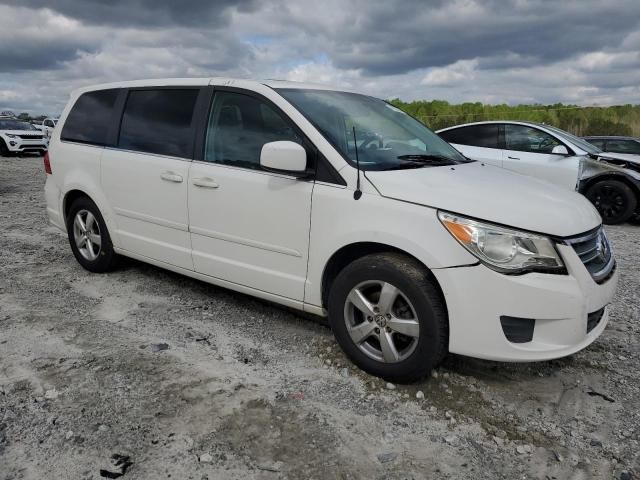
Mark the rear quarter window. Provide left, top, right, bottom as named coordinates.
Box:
left=60, top=89, right=119, bottom=145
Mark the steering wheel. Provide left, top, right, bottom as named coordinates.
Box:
left=358, top=130, right=384, bottom=149
left=538, top=137, right=556, bottom=153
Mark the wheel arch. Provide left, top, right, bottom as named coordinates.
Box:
left=320, top=242, right=448, bottom=314
left=579, top=172, right=640, bottom=199
left=62, top=189, right=118, bottom=240
left=62, top=189, right=96, bottom=225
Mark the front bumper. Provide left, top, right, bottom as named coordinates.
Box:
left=3, top=137, right=48, bottom=153
left=433, top=243, right=618, bottom=362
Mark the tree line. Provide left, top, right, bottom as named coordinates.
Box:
left=7, top=102, right=640, bottom=137
left=0, top=112, right=49, bottom=123
left=389, top=99, right=640, bottom=137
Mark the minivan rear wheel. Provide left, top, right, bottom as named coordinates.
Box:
left=328, top=252, right=448, bottom=383
left=66, top=197, right=118, bottom=272
left=586, top=179, right=637, bottom=225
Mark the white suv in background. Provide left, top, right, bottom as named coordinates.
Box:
left=0, top=116, right=49, bottom=156
left=438, top=121, right=640, bottom=224
left=44, top=79, right=617, bottom=382
left=35, top=117, right=59, bottom=139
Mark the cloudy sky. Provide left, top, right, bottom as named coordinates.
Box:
left=1, top=0, right=640, bottom=115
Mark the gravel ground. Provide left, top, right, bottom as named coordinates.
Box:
left=1, top=155, right=639, bottom=480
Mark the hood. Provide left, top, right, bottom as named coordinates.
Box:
left=1, top=129, right=42, bottom=136
left=598, top=152, right=640, bottom=166
left=365, top=161, right=601, bottom=237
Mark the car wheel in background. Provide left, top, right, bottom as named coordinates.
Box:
left=328, top=252, right=448, bottom=383
left=586, top=179, right=637, bottom=225
left=0, top=139, right=9, bottom=157
left=66, top=196, right=119, bottom=273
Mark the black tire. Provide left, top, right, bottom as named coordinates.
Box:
left=585, top=179, right=637, bottom=225
left=0, top=139, right=9, bottom=157
left=328, top=252, right=448, bottom=383
left=66, top=196, right=118, bottom=273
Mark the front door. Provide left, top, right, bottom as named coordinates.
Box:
left=188, top=90, right=314, bottom=301
left=502, top=124, right=580, bottom=190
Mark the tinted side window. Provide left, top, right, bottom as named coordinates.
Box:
left=439, top=125, right=499, bottom=148
left=61, top=89, right=119, bottom=145
left=204, top=91, right=301, bottom=170
left=605, top=140, right=640, bottom=155
left=118, top=89, right=199, bottom=158
left=505, top=125, right=561, bottom=154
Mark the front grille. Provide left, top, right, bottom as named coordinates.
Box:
left=565, top=227, right=615, bottom=283
left=587, top=307, right=605, bottom=333
left=19, top=134, right=44, bottom=140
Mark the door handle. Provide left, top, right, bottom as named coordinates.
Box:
left=160, top=171, right=183, bottom=183
left=507, top=156, right=520, bottom=160
left=192, top=177, right=219, bottom=189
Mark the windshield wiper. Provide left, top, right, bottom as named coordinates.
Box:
left=380, top=154, right=460, bottom=170
left=381, top=161, right=430, bottom=170
left=396, top=154, right=458, bottom=165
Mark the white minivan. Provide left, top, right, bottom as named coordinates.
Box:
left=45, top=78, right=618, bottom=382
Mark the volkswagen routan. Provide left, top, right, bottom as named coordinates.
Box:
left=45, top=78, right=618, bottom=382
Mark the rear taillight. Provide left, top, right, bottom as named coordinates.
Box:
left=43, top=151, right=52, bottom=174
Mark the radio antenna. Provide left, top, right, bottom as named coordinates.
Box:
left=352, top=126, right=362, bottom=200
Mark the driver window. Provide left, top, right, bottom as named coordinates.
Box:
left=505, top=125, right=561, bottom=154
left=204, top=91, right=302, bottom=170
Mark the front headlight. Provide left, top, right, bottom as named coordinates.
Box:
left=438, top=211, right=565, bottom=274
left=5, top=133, right=16, bottom=138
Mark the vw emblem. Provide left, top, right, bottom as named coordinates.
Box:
left=595, top=233, right=608, bottom=262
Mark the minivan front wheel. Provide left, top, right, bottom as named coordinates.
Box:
left=328, top=253, right=448, bottom=383
left=66, top=197, right=118, bottom=272
left=586, top=179, right=637, bottom=225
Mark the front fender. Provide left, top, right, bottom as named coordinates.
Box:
left=578, top=157, right=640, bottom=194
left=304, top=184, right=477, bottom=307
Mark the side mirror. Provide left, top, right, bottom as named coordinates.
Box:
left=551, top=145, right=569, bottom=155
left=260, top=141, right=308, bottom=175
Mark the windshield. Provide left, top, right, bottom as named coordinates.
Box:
left=0, top=119, right=37, bottom=131
left=277, top=89, right=468, bottom=170
left=543, top=124, right=602, bottom=155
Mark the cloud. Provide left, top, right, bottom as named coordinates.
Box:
left=0, top=0, right=639, bottom=114
left=0, top=0, right=258, bottom=27
left=421, top=60, right=478, bottom=87
left=281, top=0, right=640, bottom=76
left=0, top=6, right=101, bottom=72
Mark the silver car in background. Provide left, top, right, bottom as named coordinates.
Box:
left=438, top=121, right=640, bottom=224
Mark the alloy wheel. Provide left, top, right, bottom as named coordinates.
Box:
left=72, top=209, right=102, bottom=261
left=592, top=184, right=626, bottom=220
left=343, top=280, right=420, bottom=363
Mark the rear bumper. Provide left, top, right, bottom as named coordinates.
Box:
left=45, top=177, right=66, bottom=231
left=433, top=243, right=618, bottom=362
